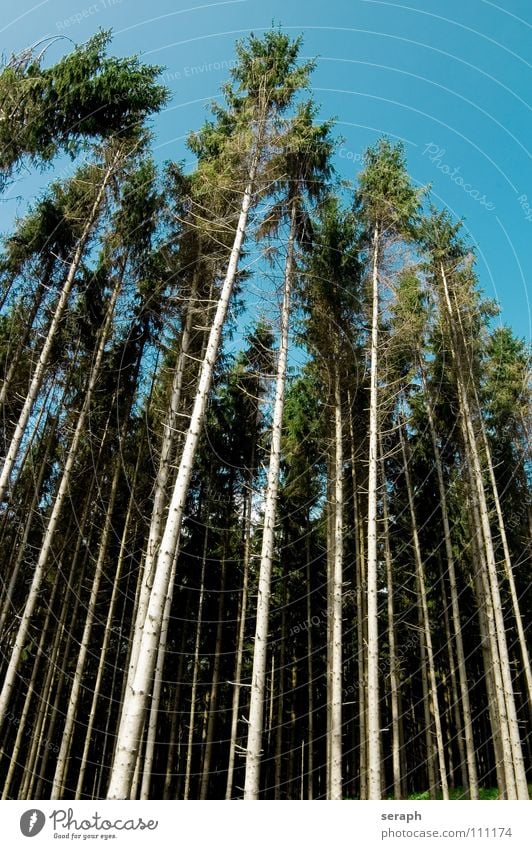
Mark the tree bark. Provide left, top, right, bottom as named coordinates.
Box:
left=366, top=222, right=381, bottom=799
left=243, top=201, right=296, bottom=799
left=108, top=161, right=258, bottom=800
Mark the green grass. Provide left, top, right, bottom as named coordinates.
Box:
left=407, top=787, right=499, bottom=801
left=345, top=784, right=532, bottom=800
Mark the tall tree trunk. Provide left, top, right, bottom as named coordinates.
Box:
left=21, top=495, right=93, bottom=798
left=162, top=625, right=188, bottom=800
left=243, top=201, right=296, bottom=799
left=1, top=561, right=60, bottom=799
left=274, top=579, right=287, bottom=800
left=440, top=261, right=528, bottom=798
left=107, top=160, right=258, bottom=800
left=422, top=376, right=478, bottom=798
left=183, top=522, right=209, bottom=800
left=348, top=397, right=367, bottom=800
left=139, top=554, right=175, bottom=800
left=75, top=443, right=141, bottom=799
left=366, top=222, right=381, bottom=799
left=380, top=449, right=402, bottom=800
left=225, top=452, right=255, bottom=799
left=0, top=413, right=57, bottom=638
left=440, top=570, right=468, bottom=791
left=0, top=154, right=118, bottom=503
left=199, top=557, right=226, bottom=799
left=458, top=362, right=527, bottom=798
left=470, top=524, right=507, bottom=798
left=329, top=363, right=343, bottom=799
left=477, top=419, right=532, bottom=713
left=400, top=422, right=449, bottom=799
left=0, top=266, right=122, bottom=734
left=123, top=273, right=201, bottom=710
left=305, top=517, right=314, bottom=800
left=51, top=394, right=126, bottom=798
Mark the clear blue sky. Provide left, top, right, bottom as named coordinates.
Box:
left=2, top=0, right=531, bottom=342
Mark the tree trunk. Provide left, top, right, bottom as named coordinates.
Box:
left=199, top=557, right=226, bottom=799
left=0, top=154, right=118, bottom=503
left=123, top=273, right=201, bottom=710
left=75, top=443, right=141, bottom=799
left=366, top=222, right=381, bottom=799
left=107, top=161, right=258, bottom=800
left=183, top=522, right=209, bottom=799
left=305, top=517, right=314, bottom=800
left=225, top=451, right=255, bottom=799
left=0, top=265, right=122, bottom=735
left=0, top=413, right=57, bottom=639
left=380, top=449, right=402, bottom=800
left=422, top=376, right=478, bottom=798
left=1, top=561, right=60, bottom=799
left=329, top=363, right=343, bottom=799
left=400, top=422, right=449, bottom=799
left=243, top=201, right=296, bottom=799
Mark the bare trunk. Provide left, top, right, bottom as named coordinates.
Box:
left=183, top=523, right=209, bottom=799
left=0, top=155, right=117, bottom=503
left=380, top=449, right=401, bottom=800
left=366, top=222, right=381, bottom=799
left=400, top=423, right=449, bottom=799
left=243, top=202, right=295, bottom=799
left=199, top=558, right=226, bottom=799
left=123, top=274, right=201, bottom=707
left=305, top=521, right=314, bottom=800
left=108, top=163, right=257, bottom=800
left=225, top=452, right=255, bottom=799
left=75, top=446, right=141, bottom=799
left=329, top=363, right=343, bottom=799
left=440, top=261, right=527, bottom=798
left=162, top=625, right=188, bottom=799
left=1, top=563, right=60, bottom=799
left=422, top=378, right=478, bottom=798
left=0, top=414, right=57, bottom=638
left=0, top=267, right=121, bottom=733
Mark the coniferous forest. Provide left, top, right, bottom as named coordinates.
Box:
left=0, top=29, right=530, bottom=801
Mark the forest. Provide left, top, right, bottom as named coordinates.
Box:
left=0, top=28, right=530, bottom=801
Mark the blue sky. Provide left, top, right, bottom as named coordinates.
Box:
left=2, top=0, right=531, bottom=342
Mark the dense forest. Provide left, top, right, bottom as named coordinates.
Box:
left=0, top=29, right=530, bottom=801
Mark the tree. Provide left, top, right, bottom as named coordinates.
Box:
left=108, top=29, right=315, bottom=800
left=0, top=31, right=167, bottom=189
left=421, top=208, right=529, bottom=799
left=355, top=139, right=421, bottom=799
left=303, top=197, right=361, bottom=798
left=243, top=102, right=334, bottom=799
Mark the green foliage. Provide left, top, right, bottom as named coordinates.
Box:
left=356, top=137, right=423, bottom=235
left=0, top=30, right=168, bottom=186
left=229, top=28, right=314, bottom=112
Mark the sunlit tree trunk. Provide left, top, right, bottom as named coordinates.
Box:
left=108, top=159, right=258, bottom=800
left=422, top=374, right=478, bottom=798
left=380, top=450, right=402, bottom=800
left=75, top=444, right=141, bottom=799
left=0, top=154, right=118, bottom=504
left=366, top=222, right=381, bottom=799
left=0, top=267, right=122, bottom=734
left=1, top=563, right=60, bottom=799
left=244, top=202, right=295, bottom=799
left=199, top=557, right=226, bottom=799
left=225, top=444, right=255, bottom=799
left=400, top=422, right=449, bottom=799
left=183, top=521, right=209, bottom=799
left=328, top=362, right=343, bottom=799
